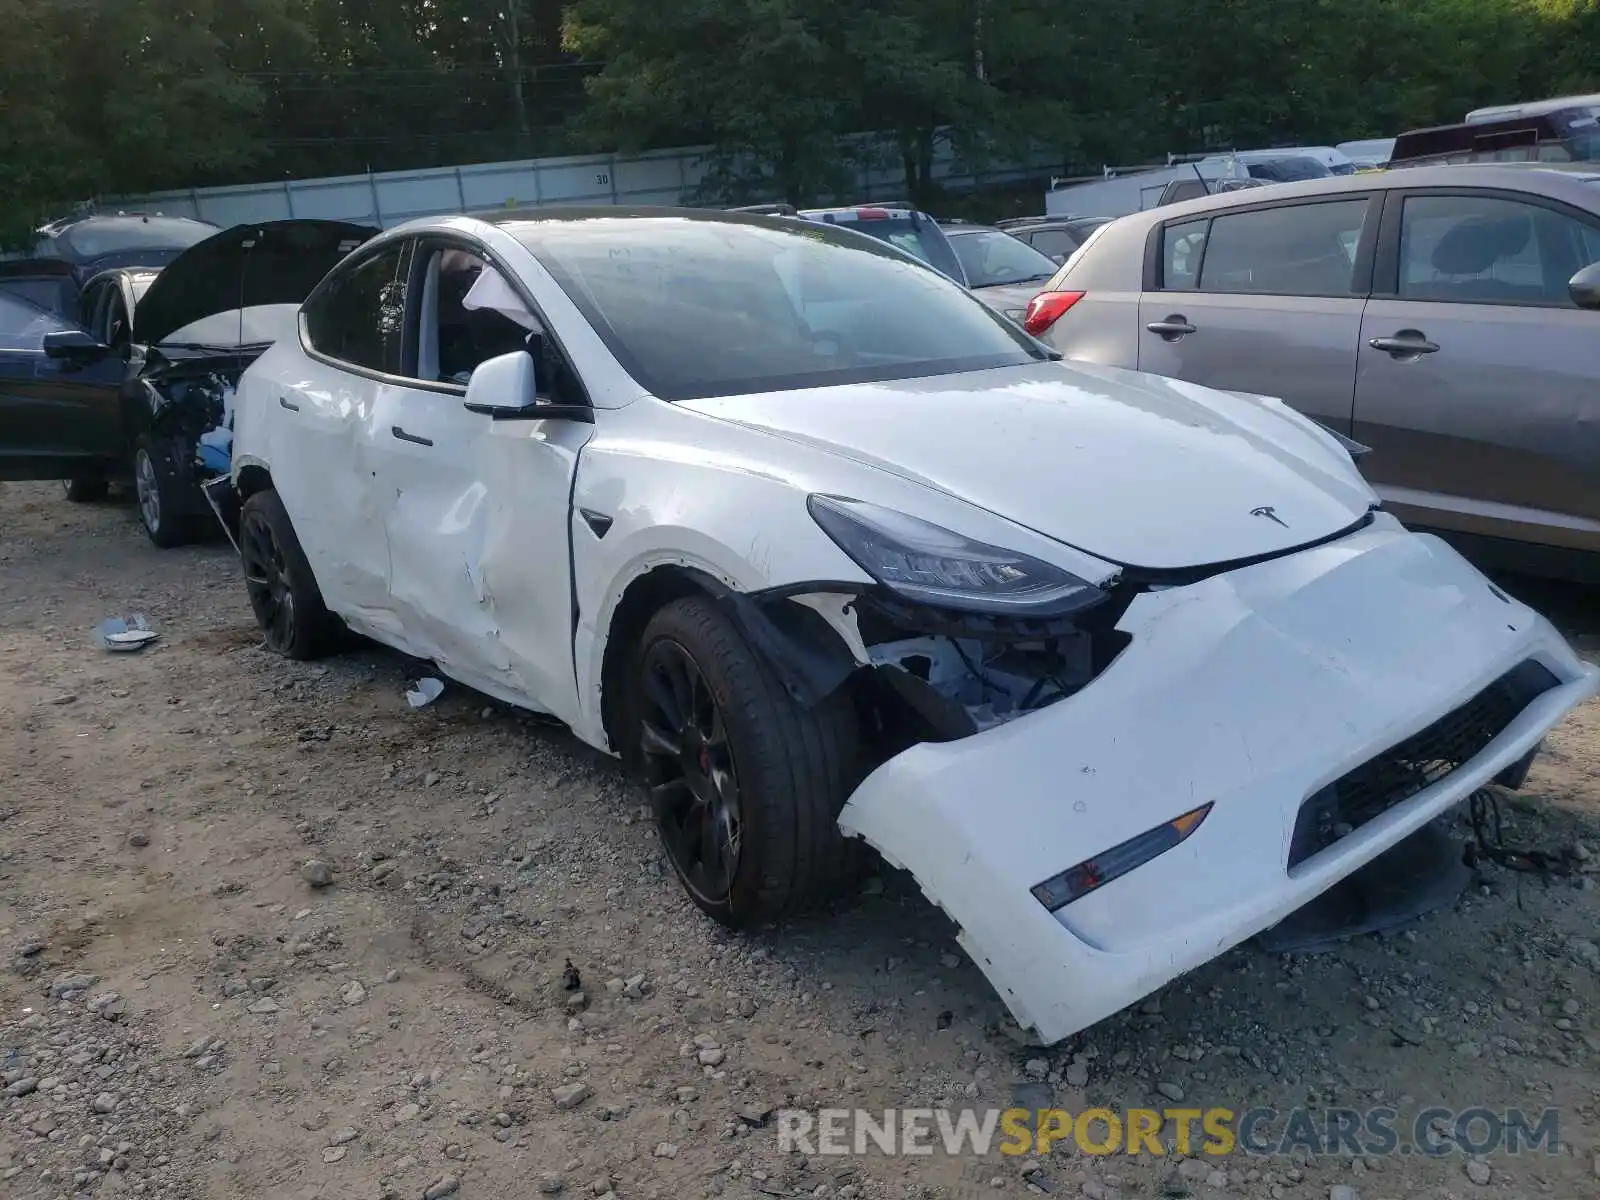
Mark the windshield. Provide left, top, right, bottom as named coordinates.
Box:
left=516, top=216, right=1044, bottom=401
left=1246, top=157, right=1333, bottom=182
left=56, top=218, right=216, bottom=261
left=948, top=229, right=1060, bottom=288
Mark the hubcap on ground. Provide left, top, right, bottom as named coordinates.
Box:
left=639, top=639, right=742, bottom=903
left=135, top=448, right=160, bottom=532
left=241, top=516, right=296, bottom=651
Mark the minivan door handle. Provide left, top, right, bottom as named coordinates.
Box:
left=1146, top=316, right=1197, bottom=340
left=278, top=396, right=300, bottom=412
left=391, top=425, right=433, bottom=447
left=1369, top=331, right=1440, bottom=357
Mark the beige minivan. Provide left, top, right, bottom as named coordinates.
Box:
left=1024, top=163, right=1600, bottom=582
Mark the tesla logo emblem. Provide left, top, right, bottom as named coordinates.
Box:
left=1251, top=505, right=1288, bottom=528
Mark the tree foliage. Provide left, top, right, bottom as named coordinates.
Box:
left=0, top=0, right=1596, bottom=242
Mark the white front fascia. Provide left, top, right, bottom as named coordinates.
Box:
left=837, top=520, right=1598, bottom=1043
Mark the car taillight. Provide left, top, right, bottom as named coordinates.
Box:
left=853, top=207, right=891, bottom=219
left=1022, top=290, right=1085, bottom=336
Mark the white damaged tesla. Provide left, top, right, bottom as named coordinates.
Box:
left=227, top=208, right=1598, bottom=1044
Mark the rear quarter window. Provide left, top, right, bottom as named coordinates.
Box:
left=1160, top=219, right=1209, bottom=290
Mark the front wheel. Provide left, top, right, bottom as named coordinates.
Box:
left=133, top=436, right=203, bottom=548
left=239, top=488, right=339, bottom=660
left=633, top=595, right=861, bottom=927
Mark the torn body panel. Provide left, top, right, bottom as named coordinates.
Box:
left=233, top=339, right=396, bottom=621
left=836, top=520, right=1599, bottom=1044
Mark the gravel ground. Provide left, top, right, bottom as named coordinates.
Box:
left=2, top=479, right=1599, bottom=1200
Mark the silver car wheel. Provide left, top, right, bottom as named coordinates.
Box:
left=135, top=447, right=161, bottom=533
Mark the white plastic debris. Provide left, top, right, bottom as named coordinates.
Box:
left=95, top=614, right=160, bottom=653
left=405, top=677, right=445, bottom=708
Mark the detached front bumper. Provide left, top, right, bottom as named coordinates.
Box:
left=837, top=519, right=1598, bottom=1044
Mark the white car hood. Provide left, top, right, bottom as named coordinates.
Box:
left=676, top=360, right=1377, bottom=571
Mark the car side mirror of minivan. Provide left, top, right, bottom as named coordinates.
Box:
left=462, top=347, right=593, bottom=423
left=43, top=328, right=109, bottom=363
left=1569, top=262, right=1600, bottom=310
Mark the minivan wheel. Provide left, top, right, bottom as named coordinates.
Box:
left=633, top=595, right=861, bottom=927
left=133, top=436, right=201, bottom=548
left=240, top=488, right=339, bottom=660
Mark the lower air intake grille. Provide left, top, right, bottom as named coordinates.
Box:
left=1288, top=660, right=1559, bottom=868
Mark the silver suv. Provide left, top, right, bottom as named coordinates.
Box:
left=1024, top=164, right=1600, bottom=580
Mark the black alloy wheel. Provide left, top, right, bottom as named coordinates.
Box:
left=242, top=507, right=298, bottom=654
left=639, top=637, right=743, bottom=906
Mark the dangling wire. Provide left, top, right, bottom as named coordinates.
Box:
left=1464, top=787, right=1579, bottom=911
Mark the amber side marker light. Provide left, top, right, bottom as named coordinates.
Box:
left=1030, top=803, right=1214, bottom=912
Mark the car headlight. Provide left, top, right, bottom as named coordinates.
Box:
left=807, top=494, right=1110, bottom=617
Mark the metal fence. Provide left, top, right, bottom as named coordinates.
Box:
left=112, top=139, right=1057, bottom=229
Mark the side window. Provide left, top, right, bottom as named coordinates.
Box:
left=0, top=293, right=73, bottom=351
left=0, top=277, right=70, bottom=316
left=417, top=246, right=540, bottom=385
left=413, top=244, right=585, bottom=405
left=303, top=242, right=410, bottom=373
left=1197, top=199, right=1370, bottom=296
left=1160, top=219, right=1209, bottom=290
left=1398, top=194, right=1600, bottom=306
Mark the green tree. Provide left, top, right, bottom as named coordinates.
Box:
left=564, top=0, right=860, bottom=205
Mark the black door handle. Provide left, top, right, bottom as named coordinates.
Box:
left=391, top=425, right=433, bottom=447
left=278, top=396, right=300, bottom=411
left=1146, top=316, right=1197, bottom=339
left=1369, top=332, right=1439, bottom=357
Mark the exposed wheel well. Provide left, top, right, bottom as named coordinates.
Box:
left=599, top=566, right=714, bottom=762
left=236, top=465, right=273, bottom=500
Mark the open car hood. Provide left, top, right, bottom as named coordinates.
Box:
left=133, top=220, right=378, bottom=346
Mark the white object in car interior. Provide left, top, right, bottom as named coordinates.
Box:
left=462, top=266, right=542, bottom=333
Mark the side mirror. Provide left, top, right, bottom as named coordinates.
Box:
left=43, top=328, right=109, bottom=363
left=461, top=348, right=593, bottom=423
left=1569, top=262, right=1600, bottom=310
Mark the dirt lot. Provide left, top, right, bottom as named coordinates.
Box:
left=2, top=479, right=1599, bottom=1200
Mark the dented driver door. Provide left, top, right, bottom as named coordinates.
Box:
left=368, top=378, right=592, bottom=724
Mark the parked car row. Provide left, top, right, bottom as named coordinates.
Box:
left=0, top=188, right=1596, bottom=1048
left=0, top=218, right=377, bottom=543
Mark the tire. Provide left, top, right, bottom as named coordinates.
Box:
left=133, top=436, right=203, bottom=548
left=632, top=594, right=861, bottom=927
left=62, top=475, right=109, bottom=503
left=239, top=488, right=339, bottom=660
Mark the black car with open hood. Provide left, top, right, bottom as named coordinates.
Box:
left=0, top=218, right=379, bottom=547
left=132, top=220, right=378, bottom=347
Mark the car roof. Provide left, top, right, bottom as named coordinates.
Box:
left=1120, top=163, right=1600, bottom=225
left=395, top=205, right=888, bottom=238
left=38, top=212, right=214, bottom=234
left=1001, top=216, right=1109, bottom=230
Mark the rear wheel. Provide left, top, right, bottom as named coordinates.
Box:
left=240, top=488, right=339, bottom=660
left=62, top=475, right=109, bottom=503
left=133, top=436, right=203, bottom=548
left=633, top=595, right=861, bottom=927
